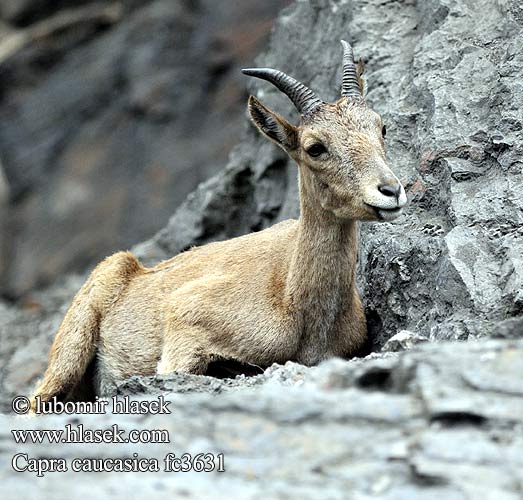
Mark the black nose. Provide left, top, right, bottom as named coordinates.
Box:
left=378, top=183, right=401, bottom=199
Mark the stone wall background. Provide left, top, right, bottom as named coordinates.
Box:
left=0, top=0, right=522, bottom=497
left=0, top=0, right=289, bottom=298
left=1, top=0, right=522, bottom=412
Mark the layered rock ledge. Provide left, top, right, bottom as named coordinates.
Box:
left=1, top=339, right=522, bottom=499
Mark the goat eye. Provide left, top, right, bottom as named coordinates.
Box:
left=382, top=125, right=387, bottom=137
left=306, top=143, right=327, bottom=158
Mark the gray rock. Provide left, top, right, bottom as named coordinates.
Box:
left=1, top=0, right=523, bottom=496
left=0, top=0, right=289, bottom=297
left=0, top=0, right=46, bottom=24
left=490, top=316, right=523, bottom=339
left=382, top=330, right=429, bottom=352
left=1, top=339, right=522, bottom=499
left=0, top=157, right=7, bottom=203
left=0, top=158, right=8, bottom=282
left=0, top=275, right=83, bottom=413
left=1, top=0, right=522, bottom=406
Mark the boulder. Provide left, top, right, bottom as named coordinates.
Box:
left=382, top=330, right=429, bottom=352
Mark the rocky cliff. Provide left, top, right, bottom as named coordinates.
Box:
left=0, top=0, right=289, bottom=297
left=0, top=0, right=522, bottom=498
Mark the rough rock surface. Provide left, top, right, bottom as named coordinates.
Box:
left=1, top=0, right=523, bottom=496
left=381, top=330, right=429, bottom=352
left=1, top=339, right=522, bottom=499
left=0, top=0, right=289, bottom=297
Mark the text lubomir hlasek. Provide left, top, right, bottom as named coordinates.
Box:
left=33, top=395, right=171, bottom=415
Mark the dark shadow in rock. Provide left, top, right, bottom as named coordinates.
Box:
left=409, top=463, right=449, bottom=487
left=350, top=332, right=374, bottom=359
left=62, top=357, right=97, bottom=404
left=430, top=411, right=488, bottom=427
left=355, top=366, right=393, bottom=391
left=365, top=307, right=385, bottom=351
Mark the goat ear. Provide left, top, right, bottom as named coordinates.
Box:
left=248, top=96, right=298, bottom=151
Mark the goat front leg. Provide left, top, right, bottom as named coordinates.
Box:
left=157, top=324, right=212, bottom=376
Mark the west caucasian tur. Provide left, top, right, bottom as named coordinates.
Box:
left=30, top=40, right=406, bottom=410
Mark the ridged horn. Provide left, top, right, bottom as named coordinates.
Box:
left=340, top=40, right=362, bottom=98
left=241, top=68, right=322, bottom=115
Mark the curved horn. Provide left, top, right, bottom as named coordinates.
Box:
left=340, top=40, right=362, bottom=98
left=241, top=68, right=322, bottom=115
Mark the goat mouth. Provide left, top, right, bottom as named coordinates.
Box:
left=365, top=204, right=403, bottom=222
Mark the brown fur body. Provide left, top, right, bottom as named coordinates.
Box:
left=33, top=187, right=365, bottom=401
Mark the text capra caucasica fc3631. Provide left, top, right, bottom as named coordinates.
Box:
left=30, top=41, right=407, bottom=409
